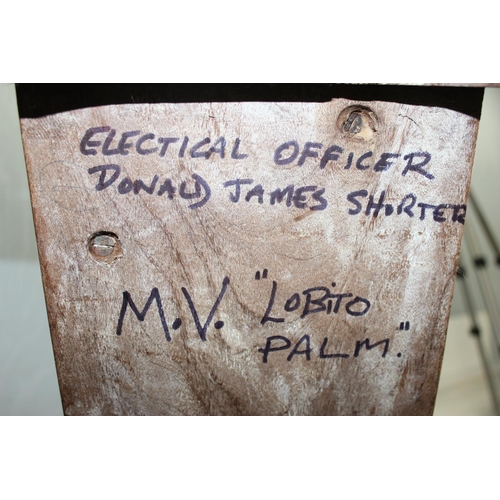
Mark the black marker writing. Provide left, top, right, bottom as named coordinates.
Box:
left=87, top=166, right=212, bottom=210
left=260, top=280, right=370, bottom=323
left=223, top=179, right=327, bottom=211
left=272, top=141, right=434, bottom=180
left=116, top=287, right=171, bottom=341
left=181, top=277, right=230, bottom=341
left=258, top=335, right=392, bottom=363
left=347, top=189, right=466, bottom=224
left=80, top=128, right=248, bottom=161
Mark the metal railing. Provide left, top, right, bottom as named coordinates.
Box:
left=456, top=190, right=500, bottom=414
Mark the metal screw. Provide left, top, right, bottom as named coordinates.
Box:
left=343, top=111, right=364, bottom=134
left=338, top=106, right=378, bottom=140
left=88, top=232, right=122, bottom=263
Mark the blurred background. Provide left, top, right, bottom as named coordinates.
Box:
left=1, top=83, right=499, bottom=415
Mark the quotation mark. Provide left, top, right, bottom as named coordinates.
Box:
left=255, top=269, right=268, bottom=280
left=397, top=321, right=410, bottom=357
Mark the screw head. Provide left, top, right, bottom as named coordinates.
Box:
left=337, top=106, right=378, bottom=141
left=344, top=111, right=365, bottom=134
left=88, top=231, right=122, bottom=264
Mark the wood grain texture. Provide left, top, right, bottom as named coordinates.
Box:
left=21, top=100, right=479, bottom=415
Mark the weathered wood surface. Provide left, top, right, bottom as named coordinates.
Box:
left=21, top=100, right=479, bottom=415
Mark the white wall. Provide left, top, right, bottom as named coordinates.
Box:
left=0, top=84, right=62, bottom=414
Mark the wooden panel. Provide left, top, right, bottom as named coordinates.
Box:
left=21, top=99, right=479, bottom=415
